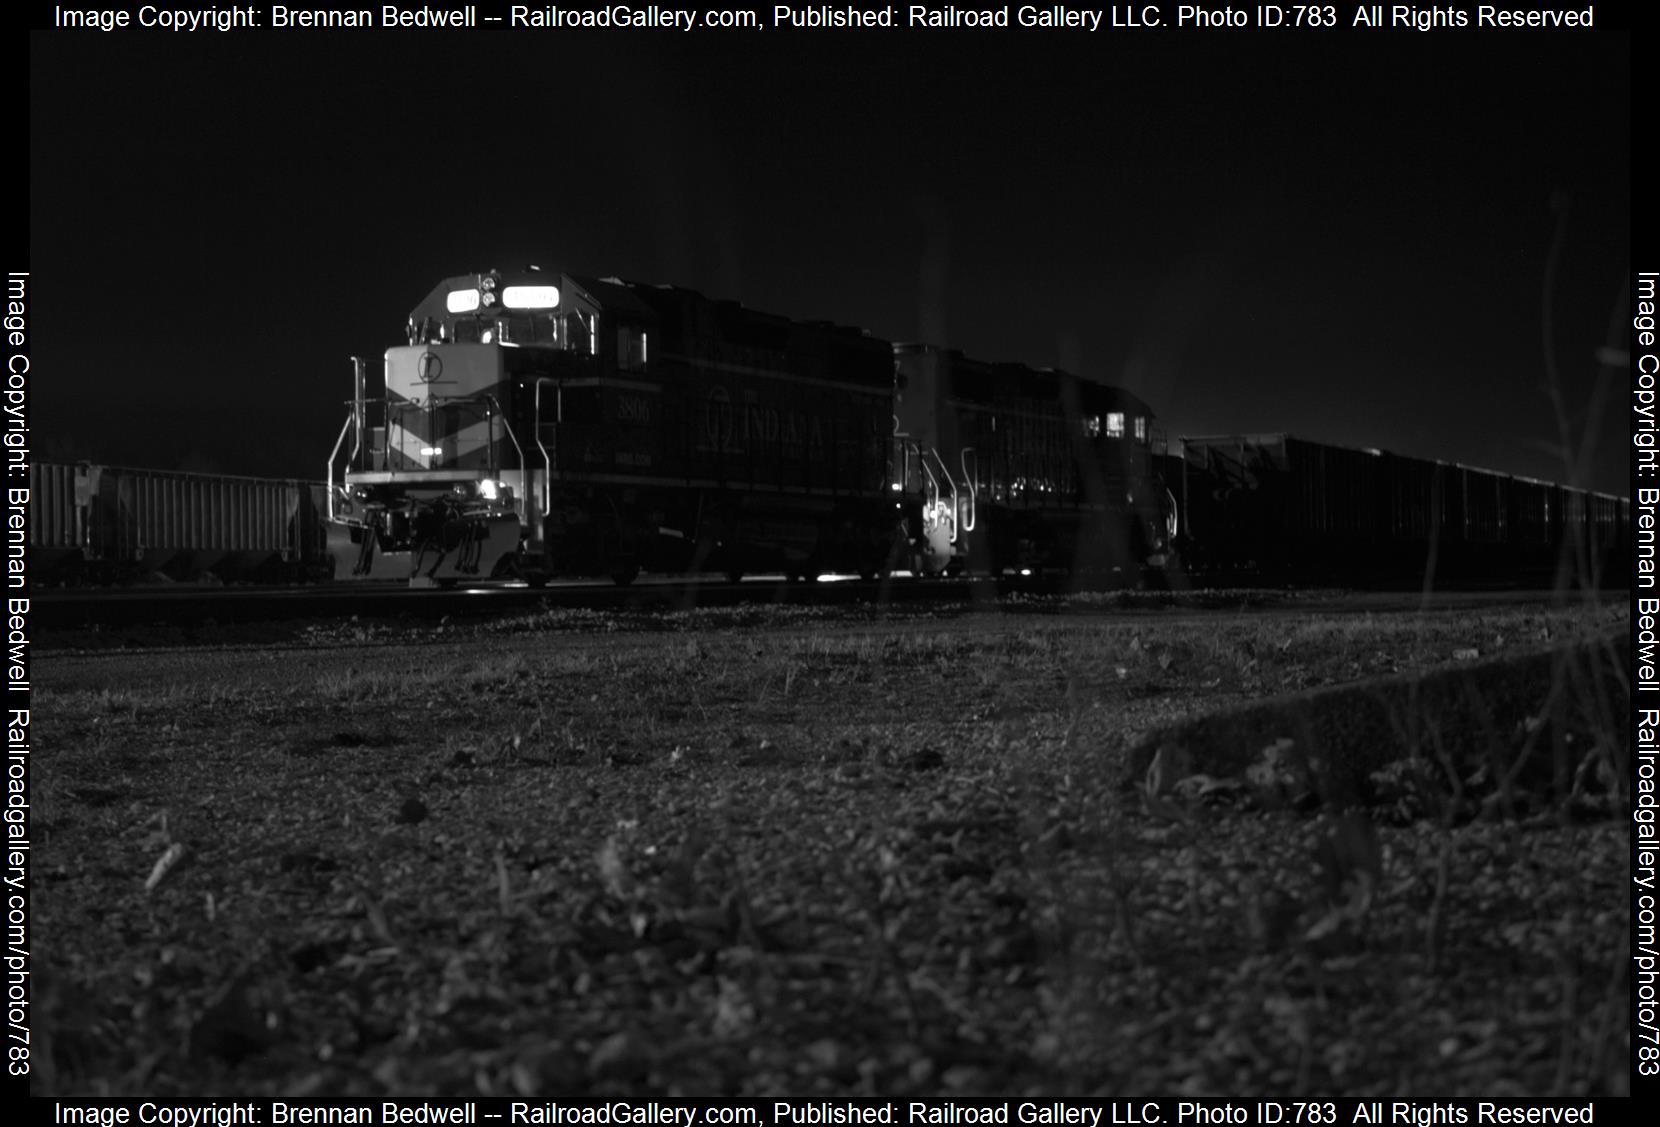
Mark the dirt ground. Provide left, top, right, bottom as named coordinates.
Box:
left=30, top=592, right=1632, bottom=1096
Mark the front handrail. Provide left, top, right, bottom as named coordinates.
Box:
left=326, top=414, right=353, bottom=523
left=484, top=394, right=525, bottom=470
left=922, top=446, right=959, bottom=544
left=959, top=447, right=978, bottom=533
left=484, top=394, right=528, bottom=526
left=350, top=358, right=367, bottom=469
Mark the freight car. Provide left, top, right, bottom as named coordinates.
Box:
left=28, top=462, right=330, bottom=584
left=1167, top=434, right=1630, bottom=587
left=326, top=267, right=1176, bottom=586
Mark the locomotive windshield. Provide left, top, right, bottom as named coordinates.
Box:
left=410, top=311, right=564, bottom=347
left=406, top=273, right=571, bottom=347
left=445, top=283, right=560, bottom=312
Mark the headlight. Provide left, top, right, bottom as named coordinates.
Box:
left=503, top=285, right=560, bottom=309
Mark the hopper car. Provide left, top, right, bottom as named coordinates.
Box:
left=1165, top=434, right=1629, bottom=587
left=27, top=462, right=330, bottom=585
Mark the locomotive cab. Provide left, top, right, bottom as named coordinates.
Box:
left=328, top=268, right=660, bottom=585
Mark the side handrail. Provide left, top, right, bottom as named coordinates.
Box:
left=959, top=447, right=977, bottom=533
left=532, top=378, right=559, bottom=517
left=913, top=443, right=937, bottom=510
left=889, top=433, right=908, bottom=495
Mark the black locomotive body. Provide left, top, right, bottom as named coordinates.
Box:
left=327, top=270, right=911, bottom=586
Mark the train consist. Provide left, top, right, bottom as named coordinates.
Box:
left=324, top=268, right=1174, bottom=586
left=29, top=266, right=1630, bottom=589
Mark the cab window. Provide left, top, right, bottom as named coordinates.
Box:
left=617, top=326, right=649, bottom=370
left=566, top=312, right=595, bottom=355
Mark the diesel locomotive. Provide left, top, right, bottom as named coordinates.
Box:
left=324, top=267, right=1176, bottom=586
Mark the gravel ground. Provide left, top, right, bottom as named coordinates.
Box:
left=30, top=594, right=1632, bottom=1096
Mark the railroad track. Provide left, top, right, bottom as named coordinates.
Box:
left=31, top=572, right=1615, bottom=632
left=31, top=574, right=1006, bottom=629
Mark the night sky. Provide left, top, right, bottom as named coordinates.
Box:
left=29, top=11, right=1633, bottom=495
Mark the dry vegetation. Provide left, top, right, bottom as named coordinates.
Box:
left=32, top=594, right=1631, bottom=1096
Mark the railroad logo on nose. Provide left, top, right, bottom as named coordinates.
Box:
left=417, top=351, right=443, bottom=383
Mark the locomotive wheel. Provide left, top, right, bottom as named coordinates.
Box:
left=503, top=550, right=549, bottom=588
left=858, top=547, right=899, bottom=581
left=601, top=526, right=639, bottom=587
left=910, top=551, right=944, bottom=578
